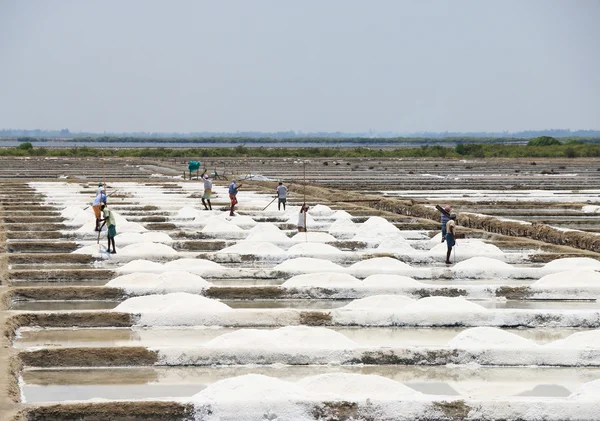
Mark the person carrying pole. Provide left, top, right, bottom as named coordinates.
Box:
left=201, top=169, right=213, bottom=210
left=99, top=202, right=117, bottom=254
left=229, top=179, right=242, bottom=216
left=439, top=204, right=452, bottom=242
left=298, top=203, right=309, bottom=232
left=92, top=182, right=107, bottom=232
left=276, top=181, right=288, bottom=211
left=445, top=213, right=457, bottom=264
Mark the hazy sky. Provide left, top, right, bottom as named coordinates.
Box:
left=1, top=0, right=598, bottom=133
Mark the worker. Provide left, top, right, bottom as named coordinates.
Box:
left=445, top=213, right=457, bottom=264
left=440, top=204, right=451, bottom=242
left=100, top=203, right=117, bottom=254
left=201, top=170, right=213, bottom=210
left=276, top=181, right=288, bottom=211
left=229, top=179, right=242, bottom=216
left=298, top=203, right=309, bottom=232
left=92, top=183, right=107, bottom=231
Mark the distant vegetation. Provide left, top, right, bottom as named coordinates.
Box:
left=527, top=136, right=561, bottom=146
left=1, top=142, right=600, bottom=159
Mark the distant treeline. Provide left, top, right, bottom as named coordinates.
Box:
left=3, top=141, right=600, bottom=159
left=6, top=135, right=600, bottom=145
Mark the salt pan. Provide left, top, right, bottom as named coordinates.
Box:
left=282, top=272, right=361, bottom=288
left=448, top=327, right=535, bottom=348
left=342, top=295, right=415, bottom=310
left=114, top=292, right=231, bottom=312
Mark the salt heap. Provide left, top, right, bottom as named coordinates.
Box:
left=429, top=240, right=504, bottom=258
left=331, top=210, right=353, bottom=220
left=546, top=330, right=600, bottom=348
left=246, top=223, right=290, bottom=242
left=328, top=218, right=357, bottom=235
left=290, top=232, right=337, bottom=243
left=403, top=297, right=487, bottom=313
left=362, top=274, right=426, bottom=288
left=72, top=245, right=106, bottom=255
left=286, top=212, right=315, bottom=226
left=274, top=258, right=344, bottom=273
left=116, top=259, right=165, bottom=273
left=532, top=270, right=600, bottom=289
left=163, top=258, right=225, bottom=275
left=308, top=204, right=334, bottom=216
left=206, top=326, right=357, bottom=349
left=543, top=257, right=600, bottom=272
left=582, top=205, right=600, bottom=214
left=286, top=242, right=345, bottom=257
left=452, top=257, right=514, bottom=278
left=353, top=216, right=400, bottom=241
left=61, top=206, right=89, bottom=219
left=118, top=242, right=178, bottom=256
left=447, top=327, right=536, bottom=348
left=107, top=271, right=211, bottom=292
left=216, top=213, right=257, bottom=228
left=114, top=292, right=231, bottom=312
left=342, top=295, right=415, bottom=310
left=217, top=241, right=285, bottom=256
left=375, top=237, right=415, bottom=253
left=348, top=257, right=412, bottom=276
left=282, top=272, right=362, bottom=288
left=114, top=232, right=174, bottom=245
left=176, top=206, right=201, bottom=219
left=201, top=218, right=244, bottom=233
left=297, top=373, right=420, bottom=400
left=569, top=379, right=600, bottom=399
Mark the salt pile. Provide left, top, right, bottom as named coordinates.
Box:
left=403, top=297, right=487, bottom=313
left=286, top=212, right=315, bottom=226
left=375, top=237, right=415, bottom=253
left=116, top=259, right=165, bottom=273
left=246, top=223, right=290, bottom=242
left=452, top=257, right=514, bottom=278
left=61, top=205, right=86, bottom=219
left=308, top=204, right=334, bottom=216
left=176, top=206, right=202, bottom=219
left=348, top=257, right=412, bottom=276
left=362, top=274, right=426, bottom=288
left=274, top=258, right=344, bottom=273
left=107, top=271, right=211, bottom=292
left=216, top=213, right=257, bottom=228
left=206, top=326, right=357, bottom=349
left=353, top=216, right=400, bottom=240
left=569, top=379, right=600, bottom=399
left=290, top=232, right=337, bottom=243
left=342, top=295, right=415, bottom=310
left=582, top=205, right=600, bottom=214
left=201, top=219, right=244, bottom=233
left=111, top=232, right=174, bottom=245
left=447, top=327, right=536, bottom=348
left=532, top=270, right=600, bottom=288
left=118, top=242, right=178, bottom=256
left=282, top=272, right=362, bottom=288
left=114, top=292, right=231, bottom=312
left=286, top=242, right=345, bottom=256
left=328, top=218, right=357, bottom=235
left=547, top=330, right=600, bottom=348
left=331, top=210, right=353, bottom=220
left=218, top=241, right=285, bottom=255
left=297, top=373, right=420, bottom=399
left=543, top=257, right=600, bottom=271
left=429, top=240, right=504, bottom=257
left=163, top=258, right=225, bottom=274
left=72, top=245, right=105, bottom=255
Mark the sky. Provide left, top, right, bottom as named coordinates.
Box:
left=0, top=0, right=599, bottom=133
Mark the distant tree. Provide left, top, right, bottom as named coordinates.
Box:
left=527, top=136, right=561, bottom=146
left=17, top=142, right=33, bottom=150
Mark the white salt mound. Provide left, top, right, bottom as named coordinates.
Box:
left=569, top=379, right=600, bottom=399
left=403, top=297, right=487, bottom=313
left=362, top=274, right=425, bottom=288
left=342, top=295, right=415, bottom=310
left=448, top=327, right=535, bottom=348
left=297, top=373, right=420, bottom=400
left=114, top=292, right=230, bottom=312
left=107, top=271, right=211, bottom=290
left=116, top=232, right=174, bottom=245
left=119, top=242, right=178, bottom=256
left=429, top=240, right=503, bottom=256
left=206, top=326, right=357, bottom=349
left=452, top=257, right=513, bottom=277
left=218, top=241, right=285, bottom=255
left=349, top=257, right=412, bottom=275
left=194, top=374, right=312, bottom=402
left=274, top=258, right=344, bottom=273
left=544, top=257, right=600, bottom=271
left=176, top=206, right=201, bottom=219
left=331, top=210, right=353, bottom=220
left=217, top=213, right=257, bottom=227
left=376, top=237, right=415, bottom=253
left=61, top=206, right=86, bottom=219
left=308, top=204, right=334, bottom=216
left=286, top=213, right=316, bottom=225
left=116, top=259, right=165, bottom=273
left=248, top=223, right=285, bottom=235
left=72, top=245, right=103, bottom=255
left=287, top=242, right=344, bottom=256
left=547, top=330, right=600, bottom=349
left=290, top=232, right=337, bottom=243
left=202, top=219, right=244, bottom=233
left=532, top=270, right=600, bottom=288
left=582, top=205, right=600, bottom=214
left=163, top=258, right=225, bottom=274
left=328, top=218, right=357, bottom=234
left=246, top=229, right=290, bottom=242
left=282, top=272, right=361, bottom=288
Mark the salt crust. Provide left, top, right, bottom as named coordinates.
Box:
left=282, top=272, right=361, bottom=288
left=290, top=232, right=338, bottom=243
left=547, top=330, right=600, bottom=348
left=205, top=326, right=357, bottom=349
left=118, top=242, right=178, bottom=256
left=274, top=258, right=344, bottom=273
left=582, top=205, right=600, bottom=214
left=447, top=327, right=536, bottom=348
left=297, top=373, right=420, bottom=399
left=286, top=242, right=345, bottom=256
left=107, top=271, right=211, bottom=290
left=544, top=257, right=600, bottom=271
left=308, top=204, right=334, bottom=216
left=342, top=295, right=415, bottom=310
left=114, top=292, right=231, bottom=312
left=218, top=241, right=285, bottom=255
left=403, top=297, right=487, bottom=313
left=116, top=258, right=224, bottom=274
left=201, top=219, right=244, bottom=233
left=362, top=274, right=426, bottom=288
left=532, top=270, right=600, bottom=288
